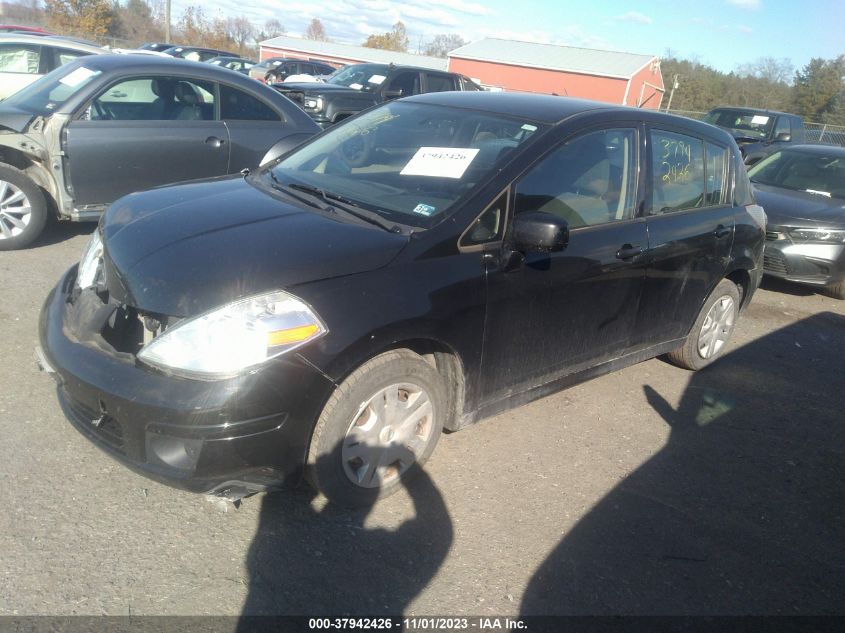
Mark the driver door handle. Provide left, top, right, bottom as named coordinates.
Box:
left=616, top=244, right=644, bottom=260
left=205, top=136, right=226, bottom=148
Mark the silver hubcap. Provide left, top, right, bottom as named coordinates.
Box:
left=342, top=382, right=435, bottom=488
left=697, top=295, right=736, bottom=359
left=0, top=180, right=32, bottom=240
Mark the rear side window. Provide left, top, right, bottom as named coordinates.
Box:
left=651, top=130, right=705, bottom=214
left=220, top=85, right=280, bottom=121
left=50, top=47, right=91, bottom=70
left=425, top=73, right=457, bottom=92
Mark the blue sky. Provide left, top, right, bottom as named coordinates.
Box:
left=172, top=0, right=843, bottom=74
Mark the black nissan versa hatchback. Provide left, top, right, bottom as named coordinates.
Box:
left=38, top=93, right=766, bottom=506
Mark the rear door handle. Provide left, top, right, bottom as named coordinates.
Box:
left=616, top=244, right=644, bottom=260
left=205, top=136, right=226, bottom=148
left=714, top=224, right=732, bottom=239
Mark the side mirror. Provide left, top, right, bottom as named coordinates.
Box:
left=775, top=132, right=791, bottom=142
left=510, top=212, right=569, bottom=253
left=383, top=89, right=403, bottom=100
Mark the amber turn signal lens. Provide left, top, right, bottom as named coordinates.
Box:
left=267, top=324, right=320, bottom=347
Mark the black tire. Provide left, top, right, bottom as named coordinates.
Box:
left=0, top=164, right=48, bottom=251
left=823, top=281, right=845, bottom=300
left=306, top=350, right=446, bottom=507
left=666, top=279, right=741, bottom=371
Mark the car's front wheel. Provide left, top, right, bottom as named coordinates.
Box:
left=0, top=164, right=48, bottom=251
left=667, top=279, right=741, bottom=370
left=306, top=350, right=446, bottom=507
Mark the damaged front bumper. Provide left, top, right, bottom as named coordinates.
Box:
left=38, top=265, right=335, bottom=498
left=763, top=232, right=845, bottom=288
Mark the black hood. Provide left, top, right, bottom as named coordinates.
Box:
left=754, top=183, right=845, bottom=229
left=101, top=176, right=408, bottom=317
left=0, top=104, right=37, bottom=133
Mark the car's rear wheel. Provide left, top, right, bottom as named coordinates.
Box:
left=824, top=281, right=845, bottom=300
left=0, top=164, right=48, bottom=251
left=667, top=279, right=740, bottom=370
left=306, top=350, right=445, bottom=507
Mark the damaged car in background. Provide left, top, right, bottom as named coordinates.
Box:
left=751, top=145, right=845, bottom=299
left=0, top=55, right=319, bottom=249
left=38, top=93, right=765, bottom=506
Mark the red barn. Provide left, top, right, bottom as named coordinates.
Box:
left=448, top=38, right=665, bottom=109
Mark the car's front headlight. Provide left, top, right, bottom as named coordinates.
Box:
left=788, top=228, right=845, bottom=243
left=77, top=230, right=103, bottom=289
left=137, top=290, right=328, bottom=378
left=303, top=96, right=324, bottom=111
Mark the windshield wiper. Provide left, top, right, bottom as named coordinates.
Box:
left=286, top=183, right=406, bottom=233
left=264, top=172, right=336, bottom=212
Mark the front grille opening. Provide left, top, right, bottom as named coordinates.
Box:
left=66, top=395, right=127, bottom=455
left=764, top=250, right=790, bottom=275
left=100, top=304, right=144, bottom=355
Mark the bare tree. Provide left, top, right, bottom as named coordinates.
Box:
left=227, top=15, right=254, bottom=55
left=424, top=33, right=465, bottom=58
left=304, top=17, right=327, bottom=41
left=736, top=57, right=794, bottom=84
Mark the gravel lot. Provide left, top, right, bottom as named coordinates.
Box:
left=1, top=221, right=843, bottom=616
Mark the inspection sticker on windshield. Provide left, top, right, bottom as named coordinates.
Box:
left=401, top=147, right=480, bottom=179
left=368, top=74, right=386, bottom=85
left=59, top=67, right=99, bottom=87
left=751, top=115, right=770, bottom=125
left=412, top=203, right=436, bottom=216
left=349, top=82, right=363, bottom=90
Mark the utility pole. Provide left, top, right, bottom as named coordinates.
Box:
left=165, top=0, right=171, bottom=44
left=665, top=74, right=679, bottom=112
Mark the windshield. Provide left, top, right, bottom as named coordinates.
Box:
left=749, top=149, right=845, bottom=199
left=3, top=61, right=102, bottom=115
left=268, top=101, right=546, bottom=228
left=327, top=64, right=391, bottom=91
left=703, top=109, right=775, bottom=140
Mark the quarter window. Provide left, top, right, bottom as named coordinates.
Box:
left=705, top=142, right=728, bottom=205
left=220, top=85, right=280, bottom=121
left=514, top=128, right=638, bottom=229
left=650, top=130, right=705, bottom=214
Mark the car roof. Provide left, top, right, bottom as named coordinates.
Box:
left=0, top=33, right=106, bottom=53
left=775, top=144, right=845, bottom=157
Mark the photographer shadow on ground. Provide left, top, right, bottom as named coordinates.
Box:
left=521, top=311, right=845, bottom=615
left=238, top=440, right=453, bottom=621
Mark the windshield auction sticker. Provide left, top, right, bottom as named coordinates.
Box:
left=59, top=67, right=100, bottom=87
left=750, top=115, right=770, bottom=125
left=400, top=147, right=480, bottom=179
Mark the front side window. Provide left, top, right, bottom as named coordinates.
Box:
left=0, top=44, right=40, bottom=73
left=514, top=128, right=638, bottom=228
left=90, top=77, right=215, bottom=121
left=651, top=130, right=705, bottom=214
left=385, top=71, right=420, bottom=97
left=774, top=117, right=791, bottom=138
left=220, top=85, right=280, bottom=121
left=268, top=101, right=546, bottom=228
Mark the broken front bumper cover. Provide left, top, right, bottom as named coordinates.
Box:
left=38, top=265, right=334, bottom=498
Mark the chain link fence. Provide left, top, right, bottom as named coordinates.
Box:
left=665, top=109, right=845, bottom=147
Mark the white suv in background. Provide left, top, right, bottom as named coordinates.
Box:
left=0, top=33, right=105, bottom=100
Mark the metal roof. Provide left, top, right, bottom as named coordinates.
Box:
left=448, top=38, right=655, bottom=80
left=259, top=36, right=447, bottom=71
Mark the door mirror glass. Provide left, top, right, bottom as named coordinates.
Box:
left=511, top=212, right=569, bottom=252
left=775, top=132, right=791, bottom=142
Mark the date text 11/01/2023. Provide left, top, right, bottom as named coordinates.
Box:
left=307, top=617, right=528, bottom=630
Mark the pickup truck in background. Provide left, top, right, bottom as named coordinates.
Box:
left=703, top=107, right=806, bottom=166
left=273, top=62, right=483, bottom=128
